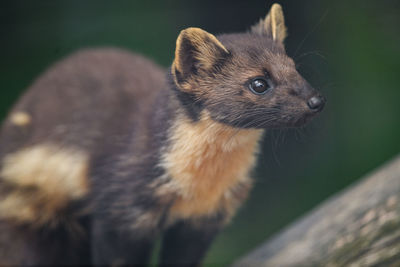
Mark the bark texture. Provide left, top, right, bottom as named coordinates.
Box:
left=234, top=155, right=400, bottom=267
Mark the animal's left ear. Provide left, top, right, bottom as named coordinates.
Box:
left=172, top=27, right=230, bottom=84
left=251, top=3, right=287, bottom=43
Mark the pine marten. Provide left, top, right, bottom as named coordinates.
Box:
left=0, top=3, right=325, bottom=266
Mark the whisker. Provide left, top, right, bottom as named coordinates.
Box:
left=293, top=8, right=329, bottom=57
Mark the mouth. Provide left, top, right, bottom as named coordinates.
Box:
left=262, top=111, right=319, bottom=129
left=222, top=107, right=323, bottom=129
left=291, top=110, right=320, bottom=127
left=292, top=117, right=311, bottom=127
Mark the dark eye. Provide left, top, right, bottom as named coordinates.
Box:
left=249, top=78, right=271, bottom=95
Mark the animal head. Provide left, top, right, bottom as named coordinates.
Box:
left=171, top=3, right=325, bottom=128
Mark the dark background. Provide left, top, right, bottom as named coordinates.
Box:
left=1, top=0, right=399, bottom=265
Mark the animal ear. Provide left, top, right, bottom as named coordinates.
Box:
left=173, top=27, right=229, bottom=83
left=251, top=3, right=287, bottom=43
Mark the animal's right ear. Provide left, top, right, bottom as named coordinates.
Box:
left=172, top=27, right=229, bottom=85
left=251, top=3, right=287, bottom=43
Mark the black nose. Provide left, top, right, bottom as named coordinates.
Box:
left=307, top=96, right=325, bottom=111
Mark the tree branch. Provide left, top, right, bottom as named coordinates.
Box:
left=234, top=155, right=400, bottom=267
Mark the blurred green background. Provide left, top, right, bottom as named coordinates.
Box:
left=1, top=0, right=399, bottom=265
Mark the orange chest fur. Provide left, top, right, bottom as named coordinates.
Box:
left=161, top=115, right=263, bottom=220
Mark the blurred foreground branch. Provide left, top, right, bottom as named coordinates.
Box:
left=234, top=155, right=400, bottom=267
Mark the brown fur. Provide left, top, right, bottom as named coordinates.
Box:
left=251, top=3, right=287, bottom=42
left=172, top=27, right=230, bottom=90
left=172, top=28, right=314, bottom=128
left=0, top=48, right=167, bottom=264
left=159, top=112, right=262, bottom=222
left=0, top=3, right=325, bottom=265
left=174, top=27, right=229, bottom=79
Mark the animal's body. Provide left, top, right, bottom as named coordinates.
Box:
left=0, top=4, right=325, bottom=266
